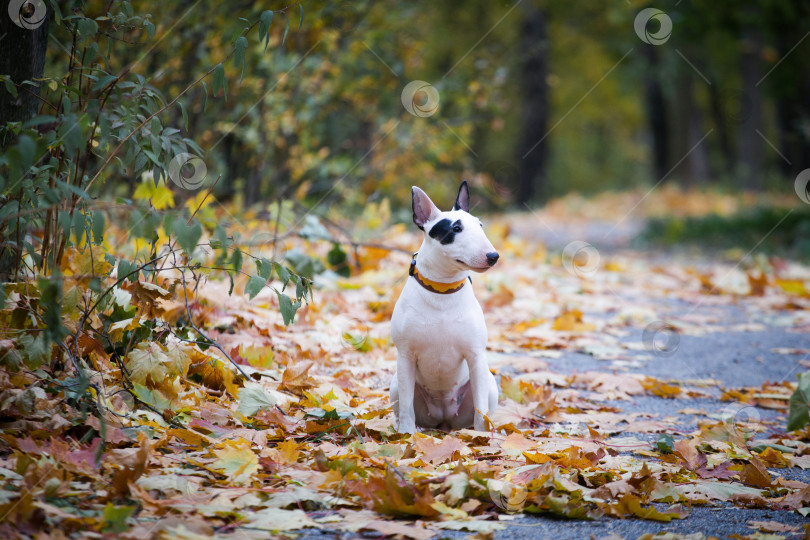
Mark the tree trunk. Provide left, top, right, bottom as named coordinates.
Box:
left=707, top=83, right=735, bottom=176
left=738, top=24, right=765, bottom=190
left=516, top=4, right=549, bottom=204
left=775, top=75, right=810, bottom=175
left=773, top=21, right=810, bottom=176
left=0, top=0, right=50, bottom=131
left=643, top=45, right=669, bottom=181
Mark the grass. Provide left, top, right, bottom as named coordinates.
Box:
left=642, top=205, right=810, bottom=259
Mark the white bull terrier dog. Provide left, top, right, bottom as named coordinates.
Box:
left=390, top=181, right=500, bottom=433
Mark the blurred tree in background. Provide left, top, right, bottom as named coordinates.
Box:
left=4, top=0, right=809, bottom=216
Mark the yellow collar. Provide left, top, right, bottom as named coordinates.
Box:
left=409, top=253, right=467, bottom=294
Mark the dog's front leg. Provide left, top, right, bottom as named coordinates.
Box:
left=396, top=351, right=417, bottom=433
left=467, top=352, right=491, bottom=431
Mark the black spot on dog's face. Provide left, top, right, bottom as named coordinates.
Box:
left=428, top=219, right=463, bottom=245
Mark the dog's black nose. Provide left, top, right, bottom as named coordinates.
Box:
left=486, top=252, right=499, bottom=266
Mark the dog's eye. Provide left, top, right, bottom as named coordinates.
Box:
left=479, top=222, right=483, bottom=228
left=452, top=225, right=462, bottom=233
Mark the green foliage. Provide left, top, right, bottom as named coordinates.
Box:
left=655, top=434, right=675, bottom=454
left=102, top=504, right=136, bottom=533
left=245, top=275, right=267, bottom=300
left=212, top=63, right=228, bottom=100
left=327, top=243, right=350, bottom=278
left=0, top=0, right=313, bottom=432
left=172, top=216, right=203, bottom=254
left=643, top=207, right=810, bottom=258
left=787, top=372, right=810, bottom=432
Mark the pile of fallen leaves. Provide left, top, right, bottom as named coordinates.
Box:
left=1, top=192, right=810, bottom=538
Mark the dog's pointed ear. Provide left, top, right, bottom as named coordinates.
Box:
left=412, top=186, right=440, bottom=230
left=453, top=180, right=470, bottom=212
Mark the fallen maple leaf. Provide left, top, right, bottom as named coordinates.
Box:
left=211, top=438, right=259, bottom=485
left=673, top=438, right=702, bottom=470
left=739, top=457, right=772, bottom=489
left=107, top=432, right=151, bottom=496
left=237, top=383, right=277, bottom=416
left=414, top=436, right=470, bottom=465
left=349, top=467, right=439, bottom=518
left=610, top=494, right=683, bottom=521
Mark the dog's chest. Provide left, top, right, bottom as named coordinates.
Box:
left=391, top=280, right=488, bottom=367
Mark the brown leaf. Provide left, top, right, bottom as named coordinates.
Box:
left=499, top=432, right=536, bottom=453
left=610, top=494, right=682, bottom=521
left=746, top=271, right=768, bottom=296
left=739, top=457, right=772, bottom=489
left=696, top=460, right=737, bottom=480
left=279, top=360, right=315, bottom=393
left=748, top=520, right=800, bottom=533
left=673, top=438, right=701, bottom=470
left=414, top=436, right=470, bottom=465
left=778, top=486, right=810, bottom=510
left=349, top=467, right=439, bottom=518
left=108, top=432, right=151, bottom=496
left=592, top=480, right=637, bottom=500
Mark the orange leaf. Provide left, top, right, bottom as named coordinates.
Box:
left=414, top=436, right=470, bottom=465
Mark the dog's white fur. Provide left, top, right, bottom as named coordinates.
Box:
left=390, top=182, right=499, bottom=433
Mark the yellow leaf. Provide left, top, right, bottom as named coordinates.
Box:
left=133, top=180, right=175, bottom=210
left=212, top=439, right=259, bottom=484
left=641, top=377, right=682, bottom=399
left=108, top=317, right=141, bottom=342
left=757, top=447, right=790, bottom=468
left=275, top=439, right=301, bottom=465
left=430, top=500, right=468, bottom=520
left=552, top=309, right=594, bottom=332
left=190, top=355, right=239, bottom=396
left=63, top=245, right=112, bottom=277
left=776, top=279, right=809, bottom=297
left=523, top=452, right=553, bottom=464
left=185, top=190, right=213, bottom=214
left=125, top=342, right=190, bottom=389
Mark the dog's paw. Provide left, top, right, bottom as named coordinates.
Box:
left=397, top=421, right=416, bottom=434
left=473, top=416, right=487, bottom=432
